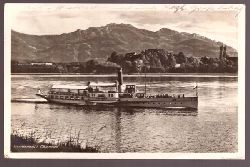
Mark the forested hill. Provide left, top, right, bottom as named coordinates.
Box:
left=11, top=23, right=237, bottom=63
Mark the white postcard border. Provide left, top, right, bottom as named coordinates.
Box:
left=4, top=3, right=246, bottom=159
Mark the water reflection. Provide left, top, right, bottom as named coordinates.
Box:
left=46, top=104, right=198, bottom=116
left=114, top=108, right=122, bottom=152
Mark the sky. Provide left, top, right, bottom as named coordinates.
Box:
left=7, top=4, right=244, bottom=50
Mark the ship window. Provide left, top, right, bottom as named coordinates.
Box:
left=51, top=95, right=54, bottom=99
left=79, top=90, right=84, bottom=94
left=110, top=94, right=113, bottom=97
left=60, top=96, right=64, bottom=99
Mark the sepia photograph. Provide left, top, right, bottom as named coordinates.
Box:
left=4, top=3, right=245, bottom=159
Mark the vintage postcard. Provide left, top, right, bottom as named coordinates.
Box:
left=4, top=4, right=245, bottom=159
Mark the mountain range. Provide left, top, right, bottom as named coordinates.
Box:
left=11, top=23, right=238, bottom=63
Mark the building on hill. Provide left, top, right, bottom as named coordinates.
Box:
left=219, top=44, right=238, bottom=65
left=31, top=63, right=53, bottom=66
left=175, top=64, right=181, bottom=68
left=219, top=44, right=228, bottom=60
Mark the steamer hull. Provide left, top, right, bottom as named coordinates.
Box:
left=47, top=99, right=87, bottom=105
left=84, top=97, right=119, bottom=105
left=118, top=97, right=198, bottom=109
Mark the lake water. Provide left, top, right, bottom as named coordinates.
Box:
left=11, top=74, right=238, bottom=153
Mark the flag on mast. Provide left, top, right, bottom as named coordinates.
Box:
left=193, top=84, right=198, bottom=96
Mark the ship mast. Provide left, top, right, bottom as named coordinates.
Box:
left=144, top=68, right=147, bottom=96
left=143, top=63, right=150, bottom=96
left=196, top=83, right=198, bottom=97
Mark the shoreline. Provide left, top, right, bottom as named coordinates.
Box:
left=11, top=73, right=238, bottom=77
left=11, top=134, right=99, bottom=152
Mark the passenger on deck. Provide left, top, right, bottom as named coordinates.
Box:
left=87, top=87, right=93, bottom=93
left=95, top=87, right=99, bottom=92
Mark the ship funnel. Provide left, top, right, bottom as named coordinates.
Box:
left=117, top=68, right=123, bottom=86
left=117, top=68, right=123, bottom=93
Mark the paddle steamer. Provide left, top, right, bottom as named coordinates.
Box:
left=36, top=69, right=198, bottom=109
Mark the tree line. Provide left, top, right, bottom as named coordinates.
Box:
left=11, top=60, right=120, bottom=73
left=107, top=49, right=237, bottom=73
left=11, top=49, right=237, bottom=73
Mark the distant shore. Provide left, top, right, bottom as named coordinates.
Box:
left=11, top=73, right=238, bottom=77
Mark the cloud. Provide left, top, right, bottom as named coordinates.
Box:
left=118, top=10, right=238, bottom=30
left=117, top=10, right=238, bottom=48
